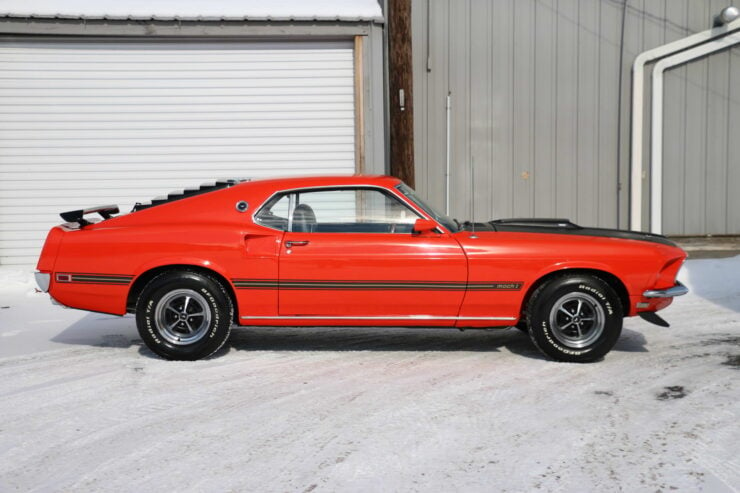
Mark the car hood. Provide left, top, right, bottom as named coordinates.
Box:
left=469, top=218, right=678, bottom=247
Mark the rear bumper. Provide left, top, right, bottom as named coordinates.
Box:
left=34, top=271, right=50, bottom=292
left=643, top=281, right=689, bottom=298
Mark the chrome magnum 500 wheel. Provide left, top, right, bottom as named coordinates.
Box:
left=136, top=270, right=233, bottom=360
left=526, top=275, right=623, bottom=362
left=154, top=289, right=212, bottom=346
left=548, top=292, right=605, bottom=348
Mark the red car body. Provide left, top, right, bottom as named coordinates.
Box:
left=35, top=175, right=687, bottom=360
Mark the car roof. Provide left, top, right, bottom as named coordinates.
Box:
left=233, top=174, right=404, bottom=194
left=98, top=174, right=407, bottom=228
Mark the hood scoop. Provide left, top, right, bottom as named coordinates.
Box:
left=491, top=218, right=581, bottom=229
left=489, top=217, right=676, bottom=247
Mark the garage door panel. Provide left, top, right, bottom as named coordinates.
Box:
left=0, top=100, right=352, bottom=110
left=0, top=127, right=354, bottom=141
left=0, top=68, right=354, bottom=80
left=0, top=254, right=40, bottom=266
left=2, top=60, right=354, bottom=72
left=0, top=86, right=355, bottom=98
left=2, top=159, right=353, bottom=179
left=2, top=47, right=351, bottom=57
left=0, top=93, right=354, bottom=107
left=0, top=136, right=354, bottom=148
left=0, top=41, right=353, bottom=53
left=0, top=77, right=355, bottom=90
left=0, top=109, right=355, bottom=120
left=1, top=231, right=48, bottom=241
left=0, top=152, right=355, bottom=168
left=2, top=143, right=353, bottom=157
left=0, top=118, right=354, bottom=131
left=0, top=39, right=356, bottom=265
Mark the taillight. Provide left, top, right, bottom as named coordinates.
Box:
left=55, top=273, right=72, bottom=283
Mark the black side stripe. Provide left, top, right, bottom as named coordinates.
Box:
left=57, top=273, right=133, bottom=286
left=232, top=279, right=523, bottom=291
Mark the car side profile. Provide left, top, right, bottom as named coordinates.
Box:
left=35, top=175, right=688, bottom=362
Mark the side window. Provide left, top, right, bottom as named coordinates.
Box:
left=255, top=188, right=422, bottom=233
left=290, top=188, right=420, bottom=233
left=254, top=194, right=291, bottom=231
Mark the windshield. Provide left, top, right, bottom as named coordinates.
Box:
left=395, top=183, right=460, bottom=233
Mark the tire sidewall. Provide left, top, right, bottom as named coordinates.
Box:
left=529, top=276, right=623, bottom=362
left=136, top=271, right=231, bottom=360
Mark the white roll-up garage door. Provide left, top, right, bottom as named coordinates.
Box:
left=0, top=39, right=356, bottom=266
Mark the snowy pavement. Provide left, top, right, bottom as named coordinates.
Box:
left=0, top=257, right=738, bottom=492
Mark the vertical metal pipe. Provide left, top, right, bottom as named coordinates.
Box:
left=629, top=18, right=740, bottom=232
left=650, top=31, right=740, bottom=235
left=445, top=92, right=451, bottom=215
left=471, top=157, right=475, bottom=221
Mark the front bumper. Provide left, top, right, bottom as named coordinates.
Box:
left=643, top=281, right=689, bottom=298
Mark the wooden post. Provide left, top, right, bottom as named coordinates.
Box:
left=388, top=0, right=415, bottom=187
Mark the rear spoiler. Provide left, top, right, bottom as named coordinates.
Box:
left=60, top=204, right=119, bottom=226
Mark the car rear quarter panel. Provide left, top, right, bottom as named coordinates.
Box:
left=48, top=184, right=283, bottom=317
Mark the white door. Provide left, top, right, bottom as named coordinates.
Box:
left=0, top=39, right=356, bottom=266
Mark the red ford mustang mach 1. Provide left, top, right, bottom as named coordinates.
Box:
left=35, top=175, right=688, bottom=362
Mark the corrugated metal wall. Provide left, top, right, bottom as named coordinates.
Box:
left=662, top=38, right=740, bottom=236
left=412, top=0, right=740, bottom=235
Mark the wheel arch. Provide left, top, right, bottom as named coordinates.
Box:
left=520, top=268, right=630, bottom=319
left=127, top=264, right=239, bottom=323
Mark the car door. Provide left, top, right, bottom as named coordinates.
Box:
left=266, top=187, right=468, bottom=321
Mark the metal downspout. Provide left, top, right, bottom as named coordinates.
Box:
left=629, top=17, right=740, bottom=231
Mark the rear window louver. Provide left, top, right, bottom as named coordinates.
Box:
left=132, top=178, right=250, bottom=212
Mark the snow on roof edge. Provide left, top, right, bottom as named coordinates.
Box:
left=0, top=13, right=385, bottom=23
left=0, top=1, right=384, bottom=23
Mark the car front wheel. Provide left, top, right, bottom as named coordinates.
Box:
left=526, top=275, right=623, bottom=362
left=136, top=270, right=233, bottom=360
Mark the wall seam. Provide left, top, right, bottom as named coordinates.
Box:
left=725, top=47, right=732, bottom=233
left=576, top=0, right=581, bottom=222
left=554, top=0, right=559, bottom=218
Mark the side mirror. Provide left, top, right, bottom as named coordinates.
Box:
left=413, top=218, right=439, bottom=235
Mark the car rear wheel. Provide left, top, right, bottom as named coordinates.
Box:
left=136, top=270, right=233, bottom=360
left=526, top=275, right=623, bottom=362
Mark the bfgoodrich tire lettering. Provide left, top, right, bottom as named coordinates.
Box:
left=136, top=270, right=233, bottom=361
left=526, top=275, right=623, bottom=362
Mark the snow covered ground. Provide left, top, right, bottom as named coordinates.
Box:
left=0, top=257, right=738, bottom=492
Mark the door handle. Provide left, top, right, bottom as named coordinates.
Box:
left=285, top=240, right=310, bottom=248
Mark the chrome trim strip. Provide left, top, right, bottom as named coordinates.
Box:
left=286, top=192, right=295, bottom=232
left=240, top=315, right=516, bottom=321
left=643, top=281, right=689, bottom=298
left=252, top=184, right=432, bottom=233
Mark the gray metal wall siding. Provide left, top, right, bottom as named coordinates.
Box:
left=633, top=0, right=740, bottom=235
left=413, top=0, right=625, bottom=225
left=730, top=47, right=740, bottom=236
left=413, top=0, right=739, bottom=234
left=662, top=48, right=740, bottom=236
left=365, top=23, right=389, bottom=175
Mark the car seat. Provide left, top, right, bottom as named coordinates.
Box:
left=292, top=203, right=317, bottom=232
